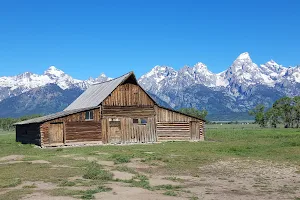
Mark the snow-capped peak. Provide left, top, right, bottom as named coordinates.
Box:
left=143, top=65, right=176, bottom=78
left=98, top=73, right=107, bottom=78
left=236, top=52, right=251, bottom=61
left=194, top=62, right=208, bottom=71
left=266, top=60, right=279, bottom=66
left=44, top=66, right=65, bottom=78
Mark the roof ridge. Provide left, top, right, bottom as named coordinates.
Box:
left=91, top=71, right=133, bottom=86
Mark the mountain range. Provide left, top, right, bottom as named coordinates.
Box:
left=0, top=52, right=299, bottom=120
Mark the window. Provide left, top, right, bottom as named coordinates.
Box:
left=109, top=118, right=121, bottom=127
left=85, top=111, right=94, bottom=120
left=140, top=118, right=147, bottom=124
left=132, top=118, right=147, bottom=125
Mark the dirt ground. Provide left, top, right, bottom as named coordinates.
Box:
left=1, top=153, right=300, bottom=200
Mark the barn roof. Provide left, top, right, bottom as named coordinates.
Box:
left=14, top=106, right=97, bottom=125
left=14, top=71, right=205, bottom=125
left=64, top=71, right=133, bottom=111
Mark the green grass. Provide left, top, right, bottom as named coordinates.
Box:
left=0, top=127, right=300, bottom=198
left=164, top=176, right=185, bottom=182
left=113, top=165, right=138, bottom=174
left=49, top=186, right=112, bottom=199
left=22, top=184, right=37, bottom=189
left=58, top=180, right=76, bottom=187
left=83, top=161, right=113, bottom=181
left=0, top=178, right=22, bottom=188
left=163, top=190, right=177, bottom=196
left=81, top=186, right=112, bottom=199
left=153, top=184, right=182, bottom=190
left=109, top=154, right=132, bottom=164
left=0, top=189, right=33, bottom=200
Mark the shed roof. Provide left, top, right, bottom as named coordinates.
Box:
left=14, top=106, right=97, bottom=125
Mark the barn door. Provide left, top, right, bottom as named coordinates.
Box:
left=190, top=121, right=200, bottom=140
left=109, top=120, right=122, bottom=144
left=49, top=123, right=64, bottom=144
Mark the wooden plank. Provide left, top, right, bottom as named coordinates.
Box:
left=103, top=83, right=155, bottom=107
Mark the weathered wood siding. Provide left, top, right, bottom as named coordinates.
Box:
left=101, top=82, right=156, bottom=144
left=16, top=124, right=41, bottom=145
left=155, top=106, right=205, bottom=141
left=65, top=121, right=101, bottom=143
left=49, top=123, right=64, bottom=144
left=199, top=121, right=205, bottom=141
left=157, top=122, right=190, bottom=141
left=190, top=121, right=200, bottom=140
left=103, top=83, right=154, bottom=106
left=155, top=106, right=199, bottom=122
left=102, top=106, right=155, bottom=118
left=102, top=117, right=156, bottom=144
left=41, top=108, right=101, bottom=146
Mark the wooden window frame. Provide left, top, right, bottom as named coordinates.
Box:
left=132, top=118, right=147, bottom=125
left=85, top=111, right=94, bottom=121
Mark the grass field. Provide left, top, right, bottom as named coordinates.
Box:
left=0, top=127, right=300, bottom=199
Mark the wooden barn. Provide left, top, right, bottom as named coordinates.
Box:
left=14, top=72, right=205, bottom=147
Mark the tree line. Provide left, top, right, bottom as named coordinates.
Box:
left=178, top=107, right=208, bottom=120
left=249, top=96, right=300, bottom=128
left=0, top=115, right=42, bottom=131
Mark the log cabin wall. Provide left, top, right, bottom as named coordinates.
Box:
left=154, top=106, right=205, bottom=141
left=16, top=123, right=41, bottom=145
left=40, top=108, right=101, bottom=146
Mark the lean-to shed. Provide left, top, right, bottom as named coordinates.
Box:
left=14, top=72, right=205, bottom=147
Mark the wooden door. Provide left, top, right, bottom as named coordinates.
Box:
left=109, top=121, right=122, bottom=144
left=190, top=121, right=200, bottom=140
left=49, top=123, right=64, bottom=144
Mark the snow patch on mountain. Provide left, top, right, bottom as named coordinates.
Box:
left=138, top=52, right=300, bottom=106
left=0, top=66, right=111, bottom=101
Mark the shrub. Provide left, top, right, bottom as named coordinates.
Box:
left=83, top=162, right=113, bottom=181
left=110, top=154, right=132, bottom=164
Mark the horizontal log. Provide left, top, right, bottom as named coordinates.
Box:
left=156, top=128, right=190, bottom=131
left=157, top=122, right=190, bottom=123
left=157, top=134, right=190, bottom=137
left=158, top=137, right=190, bottom=141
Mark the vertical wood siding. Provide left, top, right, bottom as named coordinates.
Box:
left=103, top=83, right=154, bottom=106
left=102, top=117, right=156, bottom=144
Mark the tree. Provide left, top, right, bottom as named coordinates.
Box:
left=273, top=97, right=293, bottom=128
left=178, top=107, right=208, bottom=120
left=293, top=96, right=300, bottom=128
left=265, top=107, right=280, bottom=128
left=249, top=104, right=266, bottom=127
left=250, top=96, right=300, bottom=129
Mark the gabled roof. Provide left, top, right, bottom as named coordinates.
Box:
left=64, top=72, right=133, bottom=111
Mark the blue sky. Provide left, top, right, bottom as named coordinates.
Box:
left=0, top=0, right=299, bottom=79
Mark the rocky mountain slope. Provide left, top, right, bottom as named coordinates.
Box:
left=0, top=52, right=299, bottom=120
left=0, top=66, right=110, bottom=102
